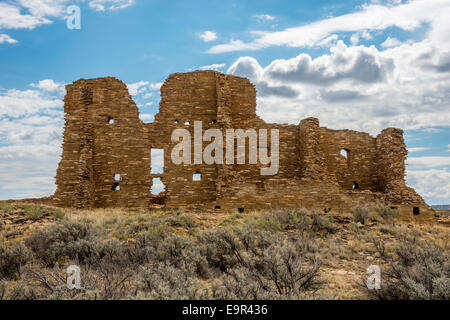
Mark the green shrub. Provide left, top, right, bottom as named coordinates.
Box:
left=0, top=243, right=31, bottom=280
left=217, top=240, right=323, bottom=299
left=51, top=208, right=65, bottom=220
left=25, top=221, right=95, bottom=267
left=374, top=205, right=399, bottom=223
left=23, top=205, right=45, bottom=220
left=0, top=202, right=14, bottom=212
left=366, top=238, right=450, bottom=300
left=197, top=228, right=242, bottom=271
left=168, top=214, right=196, bottom=228
left=352, top=206, right=370, bottom=224
left=136, top=261, right=210, bottom=300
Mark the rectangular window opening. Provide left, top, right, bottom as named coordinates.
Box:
left=151, top=148, right=164, bottom=174
left=114, top=174, right=121, bottom=181
left=193, top=173, right=201, bottom=181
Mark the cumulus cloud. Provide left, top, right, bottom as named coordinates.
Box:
left=127, top=81, right=149, bottom=96
left=406, top=156, right=450, bottom=169
left=30, top=79, right=65, bottom=93
left=208, top=0, right=450, bottom=53
left=0, top=2, right=51, bottom=29
left=198, top=30, right=217, bottom=42
left=381, top=36, right=402, bottom=48
left=0, top=80, right=65, bottom=199
left=0, top=88, right=63, bottom=118
left=0, top=33, right=18, bottom=44
left=226, top=35, right=450, bottom=134
left=0, top=144, right=61, bottom=199
left=228, top=56, right=299, bottom=98
left=406, top=168, right=450, bottom=202
left=265, top=41, right=394, bottom=85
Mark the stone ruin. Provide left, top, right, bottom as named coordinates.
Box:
left=53, top=70, right=434, bottom=217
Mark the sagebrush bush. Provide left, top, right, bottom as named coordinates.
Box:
left=217, top=239, right=322, bottom=299
left=25, top=221, right=95, bottom=267
left=366, top=238, right=450, bottom=300
left=0, top=243, right=31, bottom=280
left=352, top=206, right=370, bottom=224
left=197, top=228, right=242, bottom=272
left=136, top=261, right=210, bottom=300
left=374, top=205, right=399, bottom=223
left=23, top=205, right=45, bottom=220
left=255, top=208, right=337, bottom=234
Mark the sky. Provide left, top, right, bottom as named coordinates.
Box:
left=0, top=0, right=449, bottom=204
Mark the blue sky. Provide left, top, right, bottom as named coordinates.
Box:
left=0, top=0, right=449, bottom=204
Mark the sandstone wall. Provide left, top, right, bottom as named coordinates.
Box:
left=54, top=71, right=433, bottom=218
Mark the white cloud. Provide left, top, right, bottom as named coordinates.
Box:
left=406, top=168, right=450, bottom=202
left=0, top=88, right=63, bottom=118
left=0, top=80, right=65, bottom=199
left=0, top=144, right=61, bottom=199
left=199, top=63, right=226, bottom=71
left=88, top=0, right=135, bottom=11
left=406, top=156, right=450, bottom=169
left=0, top=33, right=18, bottom=44
left=0, top=2, right=51, bottom=29
left=0, top=1, right=136, bottom=36
left=30, top=79, right=65, bottom=92
left=127, top=81, right=149, bottom=96
left=226, top=35, right=450, bottom=134
left=149, top=82, right=163, bottom=90
left=408, top=147, right=430, bottom=153
left=350, top=30, right=372, bottom=46
left=381, top=36, right=402, bottom=48
left=199, top=30, right=217, bottom=42
left=17, top=0, right=70, bottom=18
left=253, top=14, right=276, bottom=21
left=208, top=0, right=450, bottom=53
left=139, top=113, right=154, bottom=122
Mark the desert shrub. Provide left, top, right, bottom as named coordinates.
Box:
left=352, top=206, right=370, bottom=224
left=136, top=261, right=210, bottom=300
left=217, top=240, right=323, bottom=299
left=0, top=243, right=31, bottom=280
left=25, top=221, right=95, bottom=267
left=257, top=208, right=312, bottom=232
left=310, top=210, right=338, bottom=233
left=374, top=205, right=399, bottom=223
left=23, top=205, right=45, bottom=220
left=366, top=239, right=450, bottom=300
left=197, top=228, right=243, bottom=272
left=50, top=208, right=65, bottom=220
left=255, top=209, right=337, bottom=234
left=158, top=235, right=209, bottom=277
left=0, top=202, right=14, bottom=212
left=168, top=214, right=196, bottom=228
left=3, top=282, right=38, bottom=300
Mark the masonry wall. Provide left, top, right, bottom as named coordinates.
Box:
left=54, top=71, right=433, bottom=218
